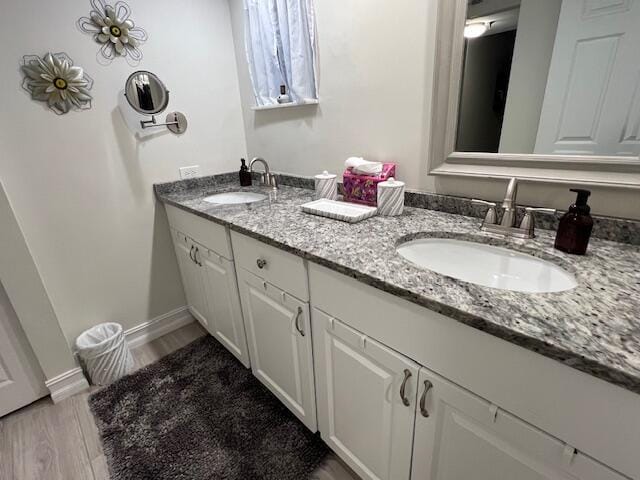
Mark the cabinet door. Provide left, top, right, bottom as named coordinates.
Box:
left=197, top=245, right=250, bottom=368
left=311, top=308, right=418, bottom=480
left=171, top=230, right=209, bottom=328
left=238, top=268, right=317, bottom=431
left=411, top=368, right=627, bottom=480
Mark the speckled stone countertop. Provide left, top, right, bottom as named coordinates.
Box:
left=155, top=181, right=640, bottom=394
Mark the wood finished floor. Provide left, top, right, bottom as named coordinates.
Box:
left=0, top=322, right=358, bottom=480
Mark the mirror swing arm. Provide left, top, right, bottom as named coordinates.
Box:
left=427, top=0, right=640, bottom=190
left=139, top=112, right=187, bottom=134
left=124, top=70, right=188, bottom=135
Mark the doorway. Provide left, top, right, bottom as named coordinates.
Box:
left=0, top=280, right=47, bottom=417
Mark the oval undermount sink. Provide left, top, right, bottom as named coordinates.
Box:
left=203, top=192, right=267, bottom=205
left=396, top=238, right=577, bottom=293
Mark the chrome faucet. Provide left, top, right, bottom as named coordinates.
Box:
left=500, top=177, right=518, bottom=227
left=471, top=177, right=555, bottom=239
left=249, top=157, right=278, bottom=190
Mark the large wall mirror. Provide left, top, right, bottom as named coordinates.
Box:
left=429, top=0, right=640, bottom=188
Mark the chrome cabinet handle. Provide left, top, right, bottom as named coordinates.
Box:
left=400, top=369, right=412, bottom=407
left=294, top=307, right=305, bottom=336
left=189, top=245, right=196, bottom=264
left=420, top=380, right=433, bottom=418
left=194, top=247, right=202, bottom=266
left=256, top=258, right=267, bottom=269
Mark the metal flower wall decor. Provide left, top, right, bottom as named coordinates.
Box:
left=77, top=0, right=148, bottom=66
left=21, top=53, right=94, bottom=115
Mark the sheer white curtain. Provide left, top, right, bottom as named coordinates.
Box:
left=244, top=0, right=318, bottom=106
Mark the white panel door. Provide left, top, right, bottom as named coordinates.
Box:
left=312, top=308, right=418, bottom=480
left=238, top=269, right=317, bottom=431
left=535, top=0, right=640, bottom=155
left=197, top=244, right=250, bottom=368
left=0, top=281, right=47, bottom=417
left=171, top=230, right=209, bottom=328
left=411, top=367, right=627, bottom=480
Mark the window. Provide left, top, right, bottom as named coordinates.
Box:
left=243, top=0, right=319, bottom=107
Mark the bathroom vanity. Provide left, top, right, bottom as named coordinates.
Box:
left=156, top=178, right=640, bottom=480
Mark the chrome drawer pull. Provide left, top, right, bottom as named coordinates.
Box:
left=256, top=258, right=267, bottom=269
left=294, top=307, right=305, bottom=336
left=400, top=369, right=412, bottom=407
left=189, top=245, right=196, bottom=264
left=420, top=380, right=433, bottom=418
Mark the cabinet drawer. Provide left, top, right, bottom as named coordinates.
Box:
left=165, top=204, right=232, bottom=260
left=231, top=231, right=308, bottom=301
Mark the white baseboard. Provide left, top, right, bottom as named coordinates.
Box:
left=124, top=306, right=194, bottom=349
left=44, top=308, right=193, bottom=403
left=45, top=367, right=90, bottom=403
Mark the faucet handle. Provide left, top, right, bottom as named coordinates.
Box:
left=519, top=207, right=556, bottom=237
left=268, top=173, right=279, bottom=190
left=471, top=199, right=498, bottom=225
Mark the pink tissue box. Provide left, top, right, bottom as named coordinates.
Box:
left=343, top=163, right=396, bottom=206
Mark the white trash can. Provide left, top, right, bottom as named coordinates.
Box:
left=76, top=323, right=134, bottom=386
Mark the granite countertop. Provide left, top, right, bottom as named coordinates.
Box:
left=155, top=181, right=640, bottom=394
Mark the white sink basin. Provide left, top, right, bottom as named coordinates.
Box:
left=396, top=238, right=577, bottom=293
left=203, top=192, right=267, bottom=205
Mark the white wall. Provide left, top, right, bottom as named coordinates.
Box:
left=499, top=0, right=561, bottom=153
left=0, top=182, right=77, bottom=379
left=230, top=0, right=640, bottom=220
left=228, top=0, right=437, bottom=188
left=0, top=0, right=247, bottom=342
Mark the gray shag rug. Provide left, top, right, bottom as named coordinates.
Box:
left=89, top=336, right=329, bottom=479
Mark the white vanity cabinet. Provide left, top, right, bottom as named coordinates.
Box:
left=309, top=263, right=634, bottom=480
left=313, top=305, right=628, bottom=480
left=163, top=204, right=636, bottom=480
left=312, top=308, right=419, bottom=480
left=236, top=268, right=317, bottom=431
left=166, top=205, right=250, bottom=367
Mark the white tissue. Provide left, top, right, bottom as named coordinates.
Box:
left=345, top=157, right=383, bottom=175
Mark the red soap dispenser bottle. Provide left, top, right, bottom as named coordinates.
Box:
left=554, top=189, right=593, bottom=255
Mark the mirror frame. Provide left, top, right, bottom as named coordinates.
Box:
left=124, top=70, right=170, bottom=116
left=427, top=0, right=640, bottom=189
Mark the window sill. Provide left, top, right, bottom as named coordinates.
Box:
left=251, top=99, right=319, bottom=111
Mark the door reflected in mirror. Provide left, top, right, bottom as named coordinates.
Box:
left=456, top=0, right=640, bottom=157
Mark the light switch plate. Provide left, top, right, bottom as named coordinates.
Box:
left=179, top=165, right=200, bottom=179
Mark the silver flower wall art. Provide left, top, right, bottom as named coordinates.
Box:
left=21, top=53, right=94, bottom=115
left=77, top=0, right=148, bottom=66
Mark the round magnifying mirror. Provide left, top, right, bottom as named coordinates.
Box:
left=124, top=71, right=169, bottom=115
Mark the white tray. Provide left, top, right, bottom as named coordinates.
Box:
left=301, top=199, right=377, bottom=223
